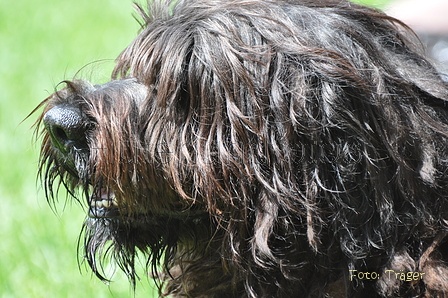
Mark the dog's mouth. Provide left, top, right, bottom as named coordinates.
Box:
left=88, top=187, right=120, bottom=219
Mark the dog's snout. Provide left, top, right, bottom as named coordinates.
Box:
left=43, top=105, right=88, bottom=153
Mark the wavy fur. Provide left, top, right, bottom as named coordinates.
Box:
left=34, top=0, right=448, bottom=297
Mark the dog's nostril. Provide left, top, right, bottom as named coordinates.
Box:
left=54, top=126, right=70, bottom=144
left=43, top=105, right=87, bottom=153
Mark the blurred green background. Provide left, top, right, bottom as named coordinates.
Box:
left=0, top=0, right=391, bottom=297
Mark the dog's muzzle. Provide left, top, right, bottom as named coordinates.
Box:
left=43, top=104, right=119, bottom=219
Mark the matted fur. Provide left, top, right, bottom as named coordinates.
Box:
left=33, top=0, right=448, bottom=297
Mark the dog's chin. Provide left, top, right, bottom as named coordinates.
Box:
left=82, top=191, right=191, bottom=280
left=83, top=185, right=208, bottom=262
left=83, top=199, right=171, bottom=260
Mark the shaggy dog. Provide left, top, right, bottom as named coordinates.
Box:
left=34, top=0, right=448, bottom=297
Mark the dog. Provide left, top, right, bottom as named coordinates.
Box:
left=33, top=0, right=448, bottom=297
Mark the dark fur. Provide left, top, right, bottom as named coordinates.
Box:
left=33, top=0, right=448, bottom=297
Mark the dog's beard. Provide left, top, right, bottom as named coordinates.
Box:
left=82, top=202, right=182, bottom=286
left=82, top=217, right=135, bottom=282
left=82, top=216, right=143, bottom=284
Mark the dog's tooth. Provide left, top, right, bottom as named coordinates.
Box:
left=90, top=198, right=116, bottom=209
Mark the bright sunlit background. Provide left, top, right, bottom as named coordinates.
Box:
left=0, top=0, right=432, bottom=297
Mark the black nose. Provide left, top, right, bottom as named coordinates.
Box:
left=43, top=105, right=88, bottom=153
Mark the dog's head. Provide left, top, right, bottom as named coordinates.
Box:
left=34, top=0, right=448, bottom=296
left=35, top=77, right=198, bottom=282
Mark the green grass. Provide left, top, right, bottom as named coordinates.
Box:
left=0, top=0, right=156, bottom=297
left=0, top=0, right=393, bottom=297
left=352, top=0, right=392, bottom=8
